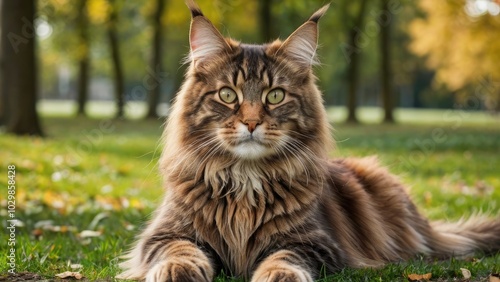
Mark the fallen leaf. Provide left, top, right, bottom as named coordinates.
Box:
left=43, top=190, right=66, bottom=210
left=120, top=197, right=130, bottom=208
left=474, top=180, right=493, bottom=195
left=95, top=195, right=122, bottom=210
left=461, top=268, right=471, bottom=279
left=129, top=198, right=145, bottom=209
left=101, top=184, right=114, bottom=194
left=408, top=273, right=432, bottom=281
left=55, top=271, right=83, bottom=280
left=32, top=228, right=43, bottom=237
left=88, top=212, right=109, bottom=230
left=34, top=220, right=54, bottom=229
left=124, top=222, right=136, bottom=231
left=490, top=273, right=500, bottom=282
left=79, top=230, right=102, bottom=238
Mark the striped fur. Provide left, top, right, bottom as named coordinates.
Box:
left=118, top=2, right=500, bottom=281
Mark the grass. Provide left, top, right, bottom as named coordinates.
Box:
left=1, top=105, right=499, bottom=281
left=1, top=117, right=164, bottom=281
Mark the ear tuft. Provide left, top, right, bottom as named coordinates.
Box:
left=308, top=3, right=330, bottom=23
left=187, top=1, right=230, bottom=64
left=185, top=0, right=203, bottom=18
left=279, top=4, right=330, bottom=66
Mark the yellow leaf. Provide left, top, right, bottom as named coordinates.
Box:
left=42, top=191, right=66, bottom=212
left=407, top=273, right=432, bottom=281
left=95, top=195, right=122, bottom=210
left=490, top=273, right=500, bottom=282
left=129, top=198, right=145, bottom=209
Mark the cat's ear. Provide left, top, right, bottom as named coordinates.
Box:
left=280, top=4, right=330, bottom=66
left=186, top=0, right=231, bottom=64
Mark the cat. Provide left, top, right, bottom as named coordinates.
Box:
left=118, top=1, right=500, bottom=281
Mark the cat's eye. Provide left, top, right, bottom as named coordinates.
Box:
left=266, top=89, right=285, bottom=105
left=219, top=87, right=237, bottom=104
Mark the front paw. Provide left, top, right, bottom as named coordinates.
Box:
left=251, top=265, right=313, bottom=282
left=145, top=259, right=212, bottom=282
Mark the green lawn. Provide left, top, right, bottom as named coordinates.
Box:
left=1, top=106, right=499, bottom=281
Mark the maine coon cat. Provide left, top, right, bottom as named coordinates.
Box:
left=118, top=2, right=500, bottom=281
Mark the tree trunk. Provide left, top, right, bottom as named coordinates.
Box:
left=107, top=0, right=125, bottom=119
left=76, top=0, right=90, bottom=116
left=346, top=27, right=361, bottom=123
left=380, top=0, right=395, bottom=123
left=1, top=0, right=44, bottom=136
left=346, top=0, right=368, bottom=123
left=146, top=0, right=165, bottom=119
left=0, top=0, right=4, bottom=126
left=259, top=0, right=272, bottom=42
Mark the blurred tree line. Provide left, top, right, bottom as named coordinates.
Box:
left=1, top=0, right=499, bottom=136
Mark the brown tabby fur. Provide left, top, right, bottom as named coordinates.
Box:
left=118, top=2, right=500, bottom=281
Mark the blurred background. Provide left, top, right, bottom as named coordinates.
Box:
left=1, top=0, right=499, bottom=136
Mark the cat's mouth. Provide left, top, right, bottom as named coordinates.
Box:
left=231, top=138, right=273, bottom=160
left=239, top=135, right=261, bottom=143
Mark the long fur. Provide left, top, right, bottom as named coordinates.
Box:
left=118, top=2, right=500, bottom=282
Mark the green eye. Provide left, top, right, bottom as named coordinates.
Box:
left=219, top=87, right=237, bottom=104
left=266, top=88, right=285, bottom=105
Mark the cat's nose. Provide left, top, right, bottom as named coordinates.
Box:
left=239, top=101, right=264, bottom=133
left=244, top=119, right=261, bottom=133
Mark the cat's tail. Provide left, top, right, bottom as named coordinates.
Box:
left=427, top=215, right=500, bottom=258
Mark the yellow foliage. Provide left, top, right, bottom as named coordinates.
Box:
left=163, top=0, right=223, bottom=27
left=140, top=0, right=156, bottom=19
left=164, top=0, right=247, bottom=31
left=74, top=44, right=89, bottom=61
left=409, top=0, right=500, bottom=107
left=165, top=0, right=189, bottom=26
left=45, top=0, right=73, bottom=15
left=87, top=0, right=111, bottom=24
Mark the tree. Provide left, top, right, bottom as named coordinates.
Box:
left=107, top=0, right=125, bottom=118
left=410, top=0, right=500, bottom=112
left=379, top=0, right=394, bottom=123
left=343, top=0, right=369, bottom=123
left=1, top=0, right=44, bottom=136
left=76, top=0, right=90, bottom=116
left=258, top=0, right=273, bottom=42
left=0, top=0, right=4, bottom=126
left=146, top=0, right=166, bottom=119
